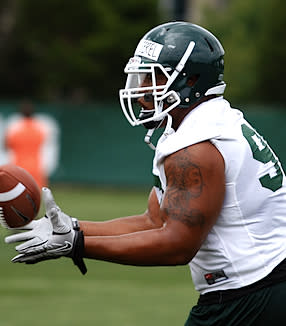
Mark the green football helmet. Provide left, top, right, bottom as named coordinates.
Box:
left=119, top=21, right=226, bottom=141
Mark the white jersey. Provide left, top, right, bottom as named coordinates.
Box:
left=152, top=97, right=286, bottom=294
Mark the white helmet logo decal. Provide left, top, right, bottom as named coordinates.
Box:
left=135, top=40, right=163, bottom=61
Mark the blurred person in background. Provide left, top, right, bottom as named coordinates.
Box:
left=0, top=113, right=8, bottom=165
left=4, top=100, right=59, bottom=188
left=5, top=22, right=286, bottom=325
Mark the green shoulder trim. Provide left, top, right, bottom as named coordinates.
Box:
left=153, top=175, right=163, bottom=191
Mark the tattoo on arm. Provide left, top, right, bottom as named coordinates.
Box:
left=163, top=149, right=205, bottom=228
left=166, top=208, right=205, bottom=228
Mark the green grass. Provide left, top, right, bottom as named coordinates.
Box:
left=0, top=185, right=198, bottom=326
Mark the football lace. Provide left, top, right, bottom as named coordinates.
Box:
left=0, top=207, right=9, bottom=228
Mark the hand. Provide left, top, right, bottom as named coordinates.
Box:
left=5, top=187, right=87, bottom=275
left=5, top=216, right=52, bottom=250
left=5, top=204, right=76, bottom=248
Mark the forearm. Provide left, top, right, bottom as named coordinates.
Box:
left=79, top=187, right=163, bottom=237
left=79, top=214, right=160, bottom=236
left=83, top=226, right=191, bottom=266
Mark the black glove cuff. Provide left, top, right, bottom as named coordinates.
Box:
left=71, top=230, right=87, bottom=275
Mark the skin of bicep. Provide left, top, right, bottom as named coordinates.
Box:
left=161, top=141, right=225, bottom=256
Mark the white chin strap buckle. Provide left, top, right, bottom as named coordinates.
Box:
left=144, top=129, right=156, bottom=150
left=144, top=114, right=173, bottom=151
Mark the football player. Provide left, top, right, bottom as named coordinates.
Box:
left=5, top=22, right=286, bottom=325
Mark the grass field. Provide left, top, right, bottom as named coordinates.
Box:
left=0, top=185, right=198, bottom=326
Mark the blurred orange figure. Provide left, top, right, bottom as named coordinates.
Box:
left=5, top=102, right=49, bottom=189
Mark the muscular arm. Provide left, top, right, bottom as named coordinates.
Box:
left=79, top=188, right=164, bottom=236
left=82, top=141, right=225, bottom=266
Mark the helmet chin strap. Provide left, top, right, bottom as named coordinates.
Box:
left=144, top=114, right=173, bottom=150
left=144, top=128, right=156, bottom=150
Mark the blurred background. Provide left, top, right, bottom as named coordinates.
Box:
left=0, top=1, right=285, bottom=325
left=0, top=0, right=285, bottom=187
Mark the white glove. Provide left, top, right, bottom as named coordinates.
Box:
left=5, top=217, right=52, bottom=249
left=5, top=187, right=87, bottom=275
left=5, top=197, right=77, bottom=249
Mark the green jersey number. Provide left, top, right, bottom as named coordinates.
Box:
left=241, top=123, right=283, bottom=192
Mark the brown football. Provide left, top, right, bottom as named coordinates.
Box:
left=0, top=164, right=41, bottom=228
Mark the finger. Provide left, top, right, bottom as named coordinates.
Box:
left=15, top=238, right=47, bottom=253
left=12, top=252, right=44, bottom=263
left=49, top=207, right=59, bottom=227
left=49, top=207, right=70, bottom=233
left=42, top=187, right=58, bottom=217
left=4, top=220, right=37, bottom=233
left=19, top=220, right=38, bottom=230
left=5, top=231, right=34, bottom=244
left=11, top=253, right=25, bottom=263
left=12, top=252, right=59, bottom=264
